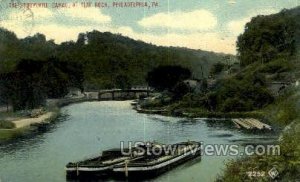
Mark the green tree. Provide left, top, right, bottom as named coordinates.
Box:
left=210, top=62, right=225, bottom=75
left=146, top=65, right=191, bottom=91
left=172, top=82, right=190, bottom=100
left=237, top=11, right=297, bottom=66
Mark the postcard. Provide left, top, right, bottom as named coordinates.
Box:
left=0, top=0, right=299, bottom=181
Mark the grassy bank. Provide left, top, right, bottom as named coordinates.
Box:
left=182, top=109, right=264, bottom=119
left=0, top=120, right=15, bottom=129
left=138, top=100, right=266, bottom=120
left=137, top=83, right=300, bottom=181
left=218, top=121, right=300, bottom=181
left=0, top=96, right=98, bottom=142
left=0, top=111, right=24, bottom=130
left=0, top=128, right=26, bottom=141
left=0, top=112, right=60, bottom=142
left=218, top=88, right=300, bottom=181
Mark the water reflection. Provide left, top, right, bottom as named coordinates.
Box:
left=0, top=101, right=279, bottom=182
left=0, top=114, right=70, bottom=154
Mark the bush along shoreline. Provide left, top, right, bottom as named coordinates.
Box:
left=217, top=85, right=300, bottom=181
left=0, top=96, right=97, bottom=142
left=138, top=6, right=300, bottom=181
left=0, top=108, right=59, bottom=142
left=135, top=84, right=299, bottom=181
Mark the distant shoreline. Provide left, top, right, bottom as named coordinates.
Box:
left=11, top=112, right=55, bottom=129
left=0, top=96, right=99, bottom=142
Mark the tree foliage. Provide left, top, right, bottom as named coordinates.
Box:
left=0, top=28, right=229, bottom=89
left=172, top=82, right=190, bottom=100
left=146, top=65, right=191, bottom=91
left=0, top=59, right=84, bottom=110
left=210, top=62, right=225, bottom=75
left=237, top=8, right=299, bottom=66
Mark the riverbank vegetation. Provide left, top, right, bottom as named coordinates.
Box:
left=0, top=59, right=84, bottom=111
left=140, top=6, right=300, bottom=181
left=0, top=120, right=15, bottom=129
left=0, top=25, right=231, bottom=115
left=0, top=128, right=28, bottom=141
left=146, top=65, right=191, bottom=92
left=219, top=7, right=300, bottom=181
left=143, top=6, right=299, bottom=119
left=0, top=107, right=60, bottom=141
left=0, top=26, right=231, bottom=140
left=218, top=91, right=300, bottom=181
left=0, top=4, right=299, bottom=181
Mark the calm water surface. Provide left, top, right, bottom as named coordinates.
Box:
left=0, top=101, right=275, bottom=182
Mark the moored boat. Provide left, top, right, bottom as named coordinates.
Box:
left=113, top=141, right=201, bottom=179
left=66, top=141, right=201, bottom=179
left=65, top=148, right=142, bottom=179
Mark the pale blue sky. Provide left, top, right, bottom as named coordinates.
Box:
left=0, top=0, right=299, bottom=54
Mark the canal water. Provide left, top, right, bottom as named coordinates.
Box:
left=0, top=101, right=276, bottom=182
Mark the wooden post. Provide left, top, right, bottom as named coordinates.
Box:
left=112, top=91, right=115, bottom=100
left=125, top=160, right=129, bottom=177
left=147, top=87, right=150, bottom=97
left=76, top=163, right=79, bottom=176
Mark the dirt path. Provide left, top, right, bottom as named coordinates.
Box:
left=12, top=112, right=54, bottom=128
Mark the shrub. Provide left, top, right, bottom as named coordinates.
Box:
left=258, top=59, right=291, bottom=73
left=210, top=62, right=225, bottom=75
left=0, top=120, right=15, bottom=129
left=146, top=65, right=191, bottom=91
left=220, top=97, right=253, bottom=112
left=172, top=82, right=190, bottom=100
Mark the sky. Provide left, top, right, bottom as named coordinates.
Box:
left=0, top=0, right=299, bottom=54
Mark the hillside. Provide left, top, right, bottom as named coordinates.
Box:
left=219, top=6, right=300, bottom=181
left=237, top=6, right=300, bottom=67
left=0, top=29, right=232, bottom=90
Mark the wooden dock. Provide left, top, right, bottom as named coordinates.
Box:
left=232, top=118, right=272, bottom=130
